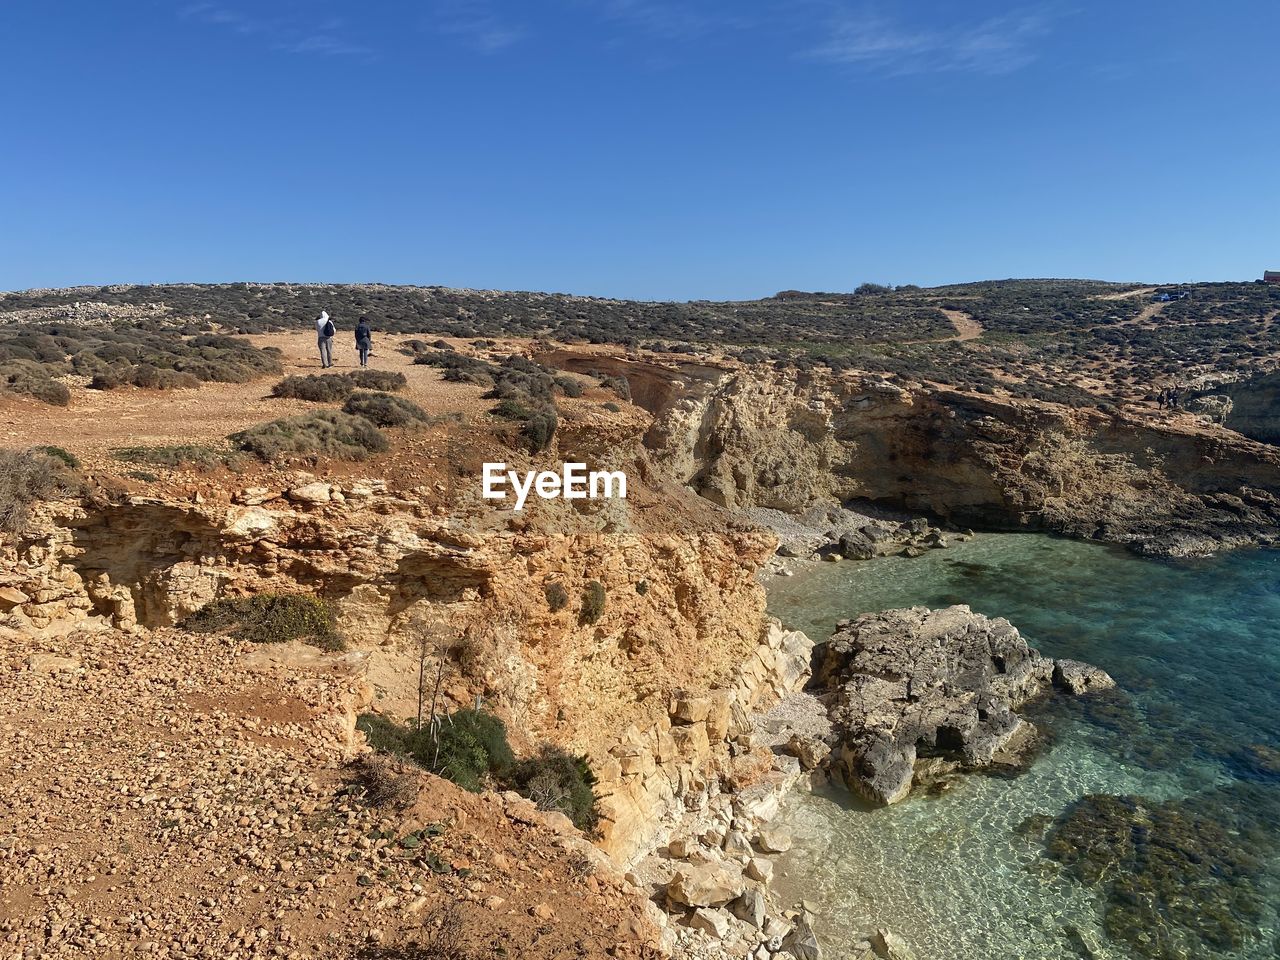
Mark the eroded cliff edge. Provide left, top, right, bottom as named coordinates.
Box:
left=629, top=361, right=1280, bottom=557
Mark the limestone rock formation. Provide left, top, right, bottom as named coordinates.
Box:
left=813, top=605, right=1113, bottom=805
left=647, top=365, right=1280, bottom=558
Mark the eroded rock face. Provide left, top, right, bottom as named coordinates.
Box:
left=648, top=365, right=1280, bottom=557
left=813, top=605, right=1113, bottom=805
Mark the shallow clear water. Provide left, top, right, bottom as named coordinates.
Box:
left=766, top=534, right=1280, bottom=960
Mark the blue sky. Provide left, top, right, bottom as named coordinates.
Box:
left=2, top=1, right=1277, bottom=300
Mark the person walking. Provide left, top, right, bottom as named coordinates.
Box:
left=315, top=310, right=336, bottom=368
left=354, top=316, right=373, bottom=368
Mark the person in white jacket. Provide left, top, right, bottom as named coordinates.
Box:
left=315, top=311, right=336, bottom=368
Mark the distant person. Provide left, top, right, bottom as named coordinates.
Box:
left=315, top=310, right=336, bottom=368
left=354, top=316, right=373, bottom=368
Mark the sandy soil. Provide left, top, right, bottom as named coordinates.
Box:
left=0, top=332, right=497, bottom=468
left=0, top=627, right=663, bottom=958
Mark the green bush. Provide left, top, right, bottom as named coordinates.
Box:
left=356, top=710, right=596, bottom=825
left=602, top=401, right=621, bottom=413
left=356, top=713, right=411, bottom=755
left=112, top=444, right=235, bottom=469
left=544, top=582, right=569, bottom=612
left=635, top=580, right=649, bottom=595
left=34, top=446, right=80, bottom=469
left=0, top=448, right=80, bottom=534
left=523, top=409, right=557, bottom=453
left=273, top=370, right=409, bottom=403
left=131, top=364, right=200, bottom=390
left=231, top=411, right=388, bottom=461
left=342, top=391, right=429, bottom=427
left=406, top=709, right=515, bottom=793
left=492, top=397, right=533, bottom=420
left=271, top=373, right=354, bottom=402
left=580, top=581, right=606, bottom=625
left=3, top=371, right=70, bottom=406
left=183, top=593, right=345, bottom=650
left=506, top=746, right=598, bottom=831
left=348, top=369, right=407, bottom=392
left=554, top=375, right=584, bottom=398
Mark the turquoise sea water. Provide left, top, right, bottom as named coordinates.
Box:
left=766, top=534, right=1280, bottom=960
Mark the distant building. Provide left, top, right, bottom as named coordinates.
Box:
left=1265, top=270, right=1280, bottom=285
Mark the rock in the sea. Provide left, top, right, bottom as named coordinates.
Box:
left=1052, top=658, right=1115, bottom=695
left=754, top=825, right=792, bottom=854
left=870, top=927, right=917, bottom=960
left=667, top=861, right=744, bottom=908
left=814, top=605, right=1109, bottom=805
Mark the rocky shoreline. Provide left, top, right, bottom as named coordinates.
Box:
left=635, top=598, right=1116, bottom=960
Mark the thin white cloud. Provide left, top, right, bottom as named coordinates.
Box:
left=587, top=0, right=719, bottom=40
left=179, top=3, right=375, bottom=58
left=279, top=34, right=375, bottom=58
left=431, top=0, right=525, bottom=53
left=810, top=6, right=1056, bottom=75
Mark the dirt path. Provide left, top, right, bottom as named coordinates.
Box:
left=1096, top=287, right=1156, bottom=301
left=940, top=309, right=984, bottom=341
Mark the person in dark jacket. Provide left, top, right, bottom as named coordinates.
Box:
left=354, top=316, right=373, bottom=368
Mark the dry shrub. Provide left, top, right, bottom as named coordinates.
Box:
left=346, top=754, right=419, bottom=810
left=0, top=448, right=80, bottom=534
left=230, top=410, right=388, bottom=461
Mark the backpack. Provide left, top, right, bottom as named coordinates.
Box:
left=322, top=318, right=335, bottom=338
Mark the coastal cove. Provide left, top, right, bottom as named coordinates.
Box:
left=765, top=534, right=1280, bottom=960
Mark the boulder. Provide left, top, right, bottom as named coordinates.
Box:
left=28, top=653, right=81, bottom=674
left=233, top=486, right=275, bottom=505
left=814, top=606, right=1108, bottom=805
left=286, top=482, right=333, bottom=505
left=667, top=861, right=744, bottom=908
left=723, top=829, right=753, bottom=858
left=0, top=586, right=29, bottom=609
left=839, top=532, right=876, bottom=561
left=744, top=857, right=773, bottom=884
left=730, top=888, right=767, bottom=929
left=783, top=915, right=822, bottom=960
left=687, top=907, right=734, bottom=939
left=755, top=825, right=792, bottom=854
left=670, top=692, right=711, bottom=725
left=785, top=733, right=831, bottom=771
left=1053, top=659, right=1116, bottom=695
left=666, top=837, right=694, bottom=859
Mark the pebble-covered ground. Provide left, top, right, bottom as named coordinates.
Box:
left=0, top=623, right=663, bottom=959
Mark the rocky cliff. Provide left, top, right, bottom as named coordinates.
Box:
left=644, top=364, right=1280, bottom=556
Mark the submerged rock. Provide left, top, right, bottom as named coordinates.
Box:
left=1043, top=784, right=1280, bottom=960
left=813, top=605, right=1112, bottom=805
